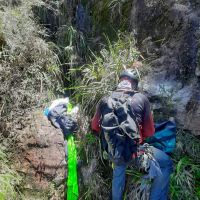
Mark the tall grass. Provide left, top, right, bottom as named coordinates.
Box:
left=170, top=130, right=200, bottom=200
left=170, top=156, right=200, bottom=200
left=56, top=25, right=88, bottom=67
left=91, top=0, right=133, bottom=35
left=76, top=134, right=111, bottom=200
left=0, top=148, right=21, bottom=200
left=67, top=32, right=140, bottom=115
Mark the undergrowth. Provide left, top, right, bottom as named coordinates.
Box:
left=67, top=32, right=200, bottom=199
left=0, top=1, right=200, bottom=200
left=68, top=32, right=141, bottom=115
left=91, top=0, right=133, bottom=37
left=0, top=147, right=21, bottom=200
left=75, top=133, right=111, bottom=200
left=170, top=130, right=200, bottom=200
left=0, top=0, right=62, bottom=138
left=0, top=1, right=62, bottom=198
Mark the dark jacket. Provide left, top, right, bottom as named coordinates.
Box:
left=91, top=91, right=155, bottom=144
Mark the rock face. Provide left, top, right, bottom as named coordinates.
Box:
left=131, top=0, right=200, bottom=135
left=14, top=110, right=66, bottom=199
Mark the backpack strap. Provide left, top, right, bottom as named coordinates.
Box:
left=109, top=90, right=140, bottom=139
left=113, top=90, right=140, bottom=132
left=125, top=91, right=141, bottom=134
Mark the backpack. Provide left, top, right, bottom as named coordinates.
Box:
left=99, top=91, right=140, bottom=165
left=145, top=120, right=176, bottom=154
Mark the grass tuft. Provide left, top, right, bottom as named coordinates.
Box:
left=67, top=32, right=141, bottom=115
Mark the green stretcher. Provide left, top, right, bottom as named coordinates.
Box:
left=65, top=102, right=79, bottom=200
left=65, top=134, right=78, bottom=200
left=44, top=100, right=79, bottom=200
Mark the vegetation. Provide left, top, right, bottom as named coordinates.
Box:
left=68, top=32, right=141, bottom=115
left=0, top=0, right=200, bottom=199
left=91, top=0, right=133, bottom=37
left=0, top=1, right=62, bottom=199
left=0, top=0, right=62, bottom=138
left=0, top=147, right=21, bottom=200
left=170, top=156, right=200, bottom=200
left=70, top=128, right=111, bottom=199
left=70, top=33, right=200, bottom=199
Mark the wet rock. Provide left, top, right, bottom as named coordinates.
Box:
left=142, top=74, right=200, bottom=135
left=142, top=70, right=180, bottom=98
left=131, top=0, right=200, bottom=135
left=131, top=0, right=200, bottom=77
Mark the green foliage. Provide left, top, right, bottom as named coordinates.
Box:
left=175, top=130, right=200, bottom=163
left=76, top=133, right=99, bottom=165
left=68, top=32, right=140, bottom=115
left=170, top=157, right=200, bottom=200
left=85, top=134, right=97, bottom=145
left=170, top=130, right=200, bottom=200
left=56, top=25, right=88, bottom=67
left=75, top=133, right=111, bottom=199
left=91, top=0, right=132, bottom=35
left=0, top=0, right=62, bottom=137
left=0, top=147, right=21, bottom=200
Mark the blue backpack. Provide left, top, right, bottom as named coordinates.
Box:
left=145, top=120, right=176, bottom=154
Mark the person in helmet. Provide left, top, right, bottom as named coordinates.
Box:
left=91, top=69, right=173, bottom=200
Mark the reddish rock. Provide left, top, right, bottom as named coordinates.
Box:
left=14, top=110, right=66, bottom=191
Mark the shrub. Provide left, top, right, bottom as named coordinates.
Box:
left=0, top=0, right=62, bottom=137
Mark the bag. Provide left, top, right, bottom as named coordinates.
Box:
left=145, top=120, right=176, bottom=154
left=99, top=91, right=140, bottom=165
